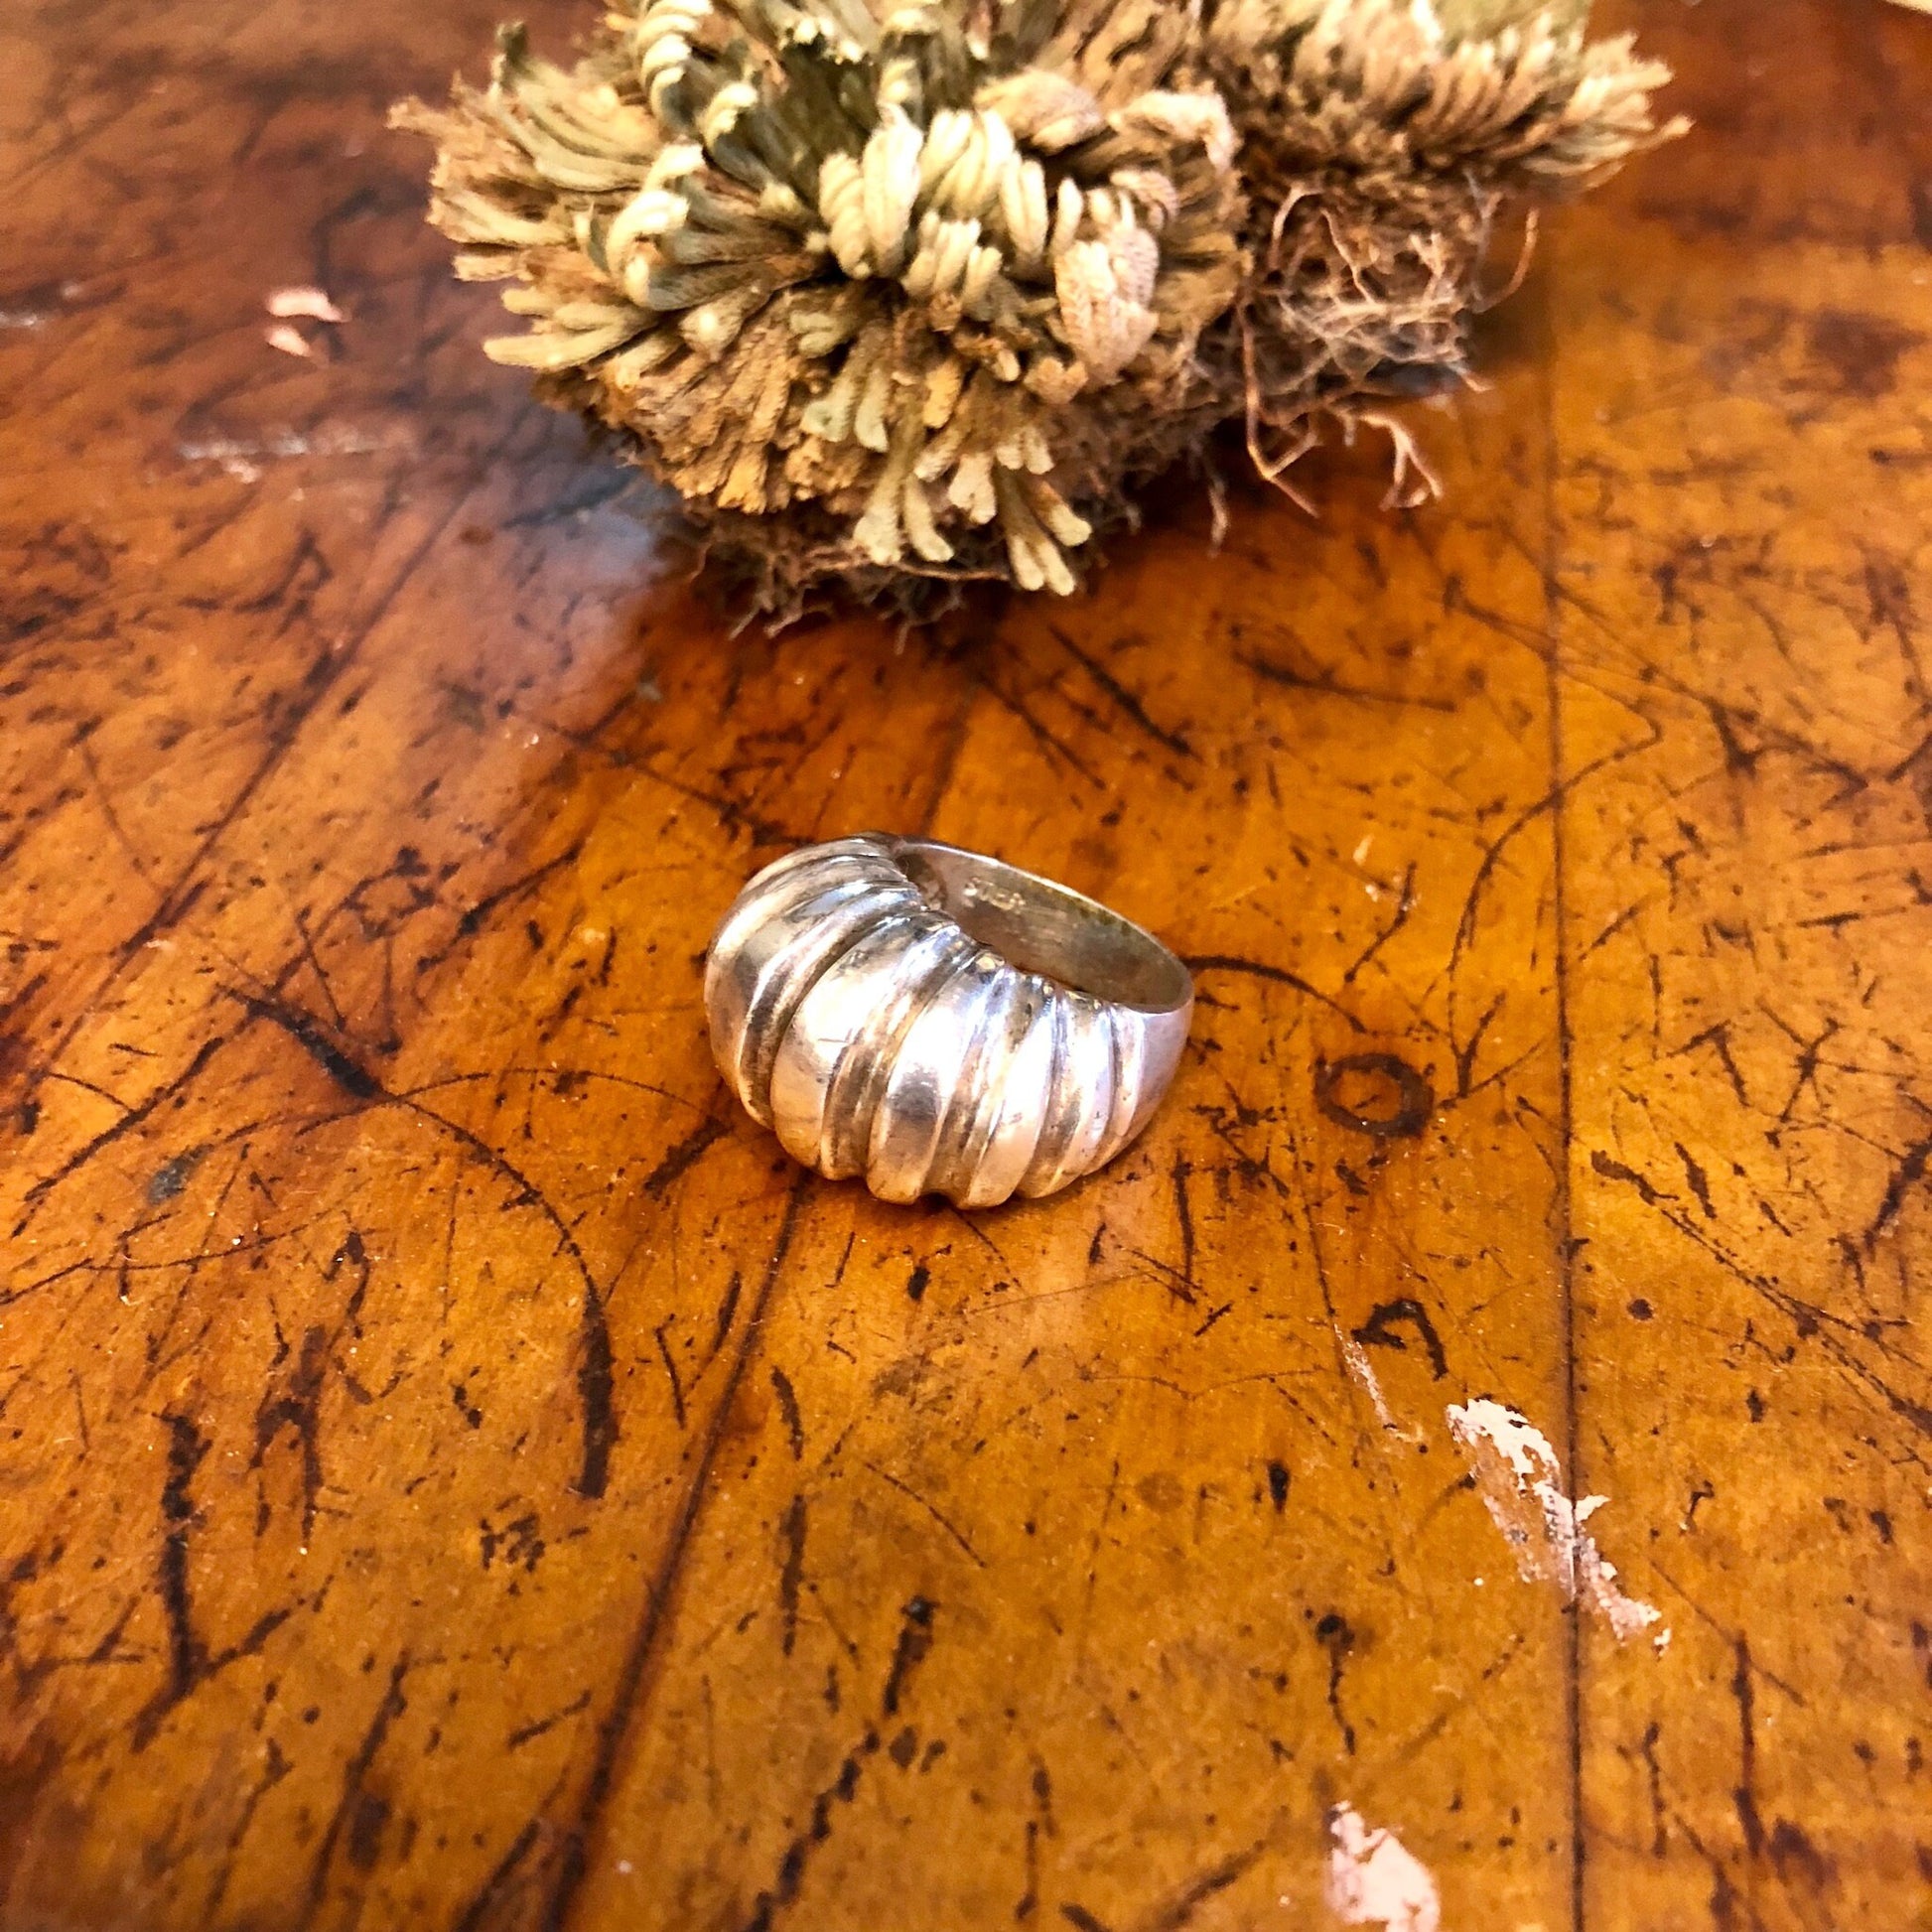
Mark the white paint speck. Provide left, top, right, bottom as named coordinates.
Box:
left=267, top=285, right=345, bottom=323
left=1446, top=1397, right=1666, bottom=1645
left=1340, top=1334, right=1419, bottom=1442
left=0, top=310, right=47, bottom=330
left=265, top=323, right=315, bottom=359
left=1325, top=1803, right=1440, bottom=1932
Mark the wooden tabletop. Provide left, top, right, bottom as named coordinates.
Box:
left=4, top=2, right=1928, bottom=1927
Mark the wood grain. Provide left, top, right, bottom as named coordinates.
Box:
left=1, top=2, right=1927, bottom=1927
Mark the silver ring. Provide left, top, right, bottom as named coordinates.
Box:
left=704, top=835, right=1193, bottom=1208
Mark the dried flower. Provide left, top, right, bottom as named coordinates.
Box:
left=394, top=0, right=1680, bottom=614
left=1204, top=0, right=1685, bottom=501
left=394, top=0, right=1244, bottom=614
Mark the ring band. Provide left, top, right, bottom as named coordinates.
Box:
left=704, top=836, right=1193, bottom=1208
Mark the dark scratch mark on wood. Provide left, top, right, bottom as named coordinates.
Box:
left=1171, top=1154, right=1196, bottom=1303
left=1863, top=1131, right=1932, bottom=1254
left=134, top=1413, right=296, bottom=1749
left=455, top=1819, right=543, bottom=1932
left=1451, top=991, right=1505, bottom=1099
left=1592, top=1163, right=1932, bottom=1438
left=506, top=1689, right=591, bottom=1751
left=642, top=1115, right=729, bottom=1199
left=770, top=1365, right=804, bottom=1458
left=157, top=1413, right=210, bottom=1707
left=1341, top=863, right=1418, bottom=988
left=739, top=1735, right=878, bottom=1932
left=146, top=1143, right=208, bottom=1204
left=1237, top=652, right=1455, bottom=712
left=862, top=1460, right=987, bottom=1569
left=914, top=692, right=974, bottom=835
left=1676, top=1023, right=1751, bottom=1108
left=1059, top=1904, right=1114, bottom=1932
left=973, top=668, right=1103, bottom=787
left=224, top=992, right=622, bottom=1497
left=413, top=841, right=585, bottom=976
left=1675, top=1141, right=1717, bottom=1220
left=233, top=991, right=379, bottom=1100
left=1445, top=724, right=1662, bottom=1006
left=709, top=1271, right=743, bottom=1363
left=540, top=1173, right=812, bottom=1931
left=23, top=417, right=527, bottom=1132
left=16, top=1033, right=227, bottom=1231
left=1314, top=1610, right=1356, bottom=1754
left=1135, top=1837, right=1271, bottom=1932
left=1589, top=1148, right=1666, bottom=1206
left=1538, top=436, right=1588, bottom=1932
left=1182, top=955, right=1366, bottom=1034
left=292, top=904, right=345, bottom=1030
left=1350, top=1298, right=1449, bottom=1380
left=300, top=1656, right=409, bottom=1925
left=203, top=1737, right=292, bottom=1921
left=654, top=1316, right=687, bottom=1430
left=778, top=1493, right=807, bottom=1657
left=251, top=1324, right=330, bottom=1546
left=1733, top=1635, right=1763, bottom=1859
left=883, top=1595, right=936, bottom=1718
left=733, top=1596, right=939, bottom=1930
left=1637, top=1723, right=1668, bottom=1858
left=1048, top=626, right=1194, bottom=759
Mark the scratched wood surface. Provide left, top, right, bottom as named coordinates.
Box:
left=2, top=1, right=1928, bottom=1927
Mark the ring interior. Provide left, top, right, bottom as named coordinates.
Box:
left=891, top=840, right=1190, bottom=1014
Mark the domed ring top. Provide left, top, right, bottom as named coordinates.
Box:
left=704, top=836, right=1193, bottom=1208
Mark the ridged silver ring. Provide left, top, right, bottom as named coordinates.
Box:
left=704, top=835, right=1193, bottom=1208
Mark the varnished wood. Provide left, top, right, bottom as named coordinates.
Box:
left=2, top=2, right=1927, bottom=1926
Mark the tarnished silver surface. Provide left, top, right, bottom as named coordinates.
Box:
left=704, top=835, right=1193, bottom=1208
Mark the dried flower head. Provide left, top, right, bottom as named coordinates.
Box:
left=1202, top=0, right=1684, bottom=501
left=395, top=0, right=1681, bottom=613
left=394, top=0, right=1244, bottom=612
